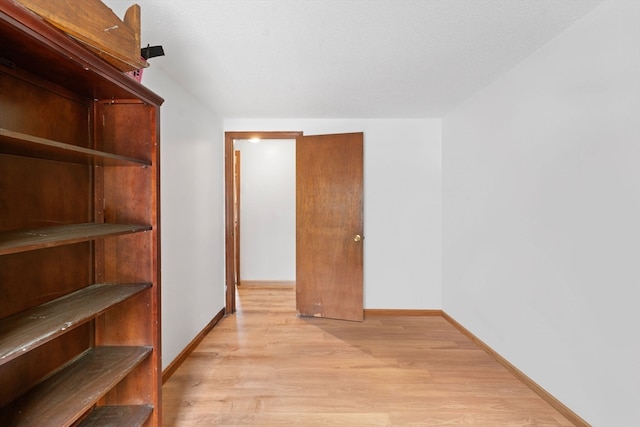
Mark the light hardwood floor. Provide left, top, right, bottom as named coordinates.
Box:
left=162, top=286, right=574, bottom=426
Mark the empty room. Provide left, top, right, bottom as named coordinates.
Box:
left=0, top=0, right=638, bottom=426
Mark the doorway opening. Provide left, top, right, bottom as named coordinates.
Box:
left=225, top=131, right=365, bottom=321
left=233, top=138, right=296, bottom=287
left=224, top=131, right=302, bottom=314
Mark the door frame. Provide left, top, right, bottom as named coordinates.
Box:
left=233, top=149, right=241, bottom=288
left=224, top=131, right=303, bottom=314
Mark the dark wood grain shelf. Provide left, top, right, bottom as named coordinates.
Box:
left=0, top=128, right=151, bottom=166
left=77, top=405, right=153, bottom=427
left=0, top=346, right=152, bottom=426
left=0, top=223, right=151, bottom=256
left=0, top=283, right=151, bottom=364
left=1, top=2, right=162, bottom=423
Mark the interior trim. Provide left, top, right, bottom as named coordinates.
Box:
left=364, top=309, right=443, bottom=316
left=224, top=131, right=303, bottom=316
left=442, top=311, right=590, bottom=427
left=239, top=280, right=296, bottom=287
left=161, top=307, right=225, bottom=384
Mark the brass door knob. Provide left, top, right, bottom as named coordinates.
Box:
left=354, top=234, right=362, bottom=242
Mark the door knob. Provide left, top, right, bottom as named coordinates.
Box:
left=354, top=234, right=362, bottom=242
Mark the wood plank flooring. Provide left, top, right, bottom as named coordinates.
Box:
left=162, top=286, right=574, bottom=426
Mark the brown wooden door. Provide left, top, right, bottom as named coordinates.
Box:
left=296, top=132, right=364, bottom=321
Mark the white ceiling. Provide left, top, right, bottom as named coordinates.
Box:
left=104, top=0, right=603, bottom=118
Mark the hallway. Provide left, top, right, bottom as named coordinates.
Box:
left=162, top=285, right=573, bottom=426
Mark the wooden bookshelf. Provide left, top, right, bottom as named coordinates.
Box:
left=0, top=223, right=152, bottom=256
left=0, top=283, right=151, bottom=363
left=0, top=128, right=151, bottom=166
left=78, top=405, right=154, bottom=427
left=0, top=347, right=152, bottom=426
left=0, top=1, right=163, bottom=425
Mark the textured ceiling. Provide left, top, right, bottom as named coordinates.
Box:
left=104, top=0, right=603, bottom=118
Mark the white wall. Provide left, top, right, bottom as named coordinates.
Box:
left=234, top=139, right=296, bottom=282
left=142, top=67, right=226, bottom=370
left=442, top=1, right=640, bottom=425
left=225, top=119, right=442, bottom=309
